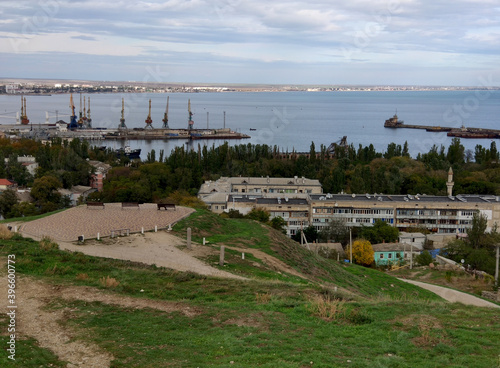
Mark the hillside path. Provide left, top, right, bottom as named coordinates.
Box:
left=399, top=279, right=500, bottom=308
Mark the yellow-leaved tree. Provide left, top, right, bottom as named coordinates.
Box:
left=345, top=239, right=374, bottom=266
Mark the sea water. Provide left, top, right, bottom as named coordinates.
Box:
left=0, top=90, right=498, bottom=158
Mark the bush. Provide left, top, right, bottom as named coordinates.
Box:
left=0, top=224, right=13, bottom=240
left=416, top=250, right=433, bottom=266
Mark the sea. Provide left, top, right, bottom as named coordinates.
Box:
left=0, top=90, right=499, bottom=159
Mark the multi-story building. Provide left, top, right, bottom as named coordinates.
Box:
left=309, top=193, right=499, bottom=234
left=200, top=173, right=500, bottom=236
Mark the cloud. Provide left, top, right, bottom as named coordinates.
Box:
left=1, top=0, right=499, bottom=85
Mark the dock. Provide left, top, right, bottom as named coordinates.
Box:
left=384, top=114, right=500, bottom=139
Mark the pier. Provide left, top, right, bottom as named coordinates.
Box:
left=384, top=114, right=500, bottom=139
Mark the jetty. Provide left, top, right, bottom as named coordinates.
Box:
left=384, top=114, right=500, bottom=139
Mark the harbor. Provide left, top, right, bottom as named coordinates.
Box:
left=0, top=94, right=251, bottom=142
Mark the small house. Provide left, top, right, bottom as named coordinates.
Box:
left=372, top=242, right=420, bottom=266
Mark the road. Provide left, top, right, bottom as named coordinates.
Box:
left=399, top=279, right=500, bottom=309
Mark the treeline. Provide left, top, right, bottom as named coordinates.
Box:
left=96, top=138, right=499, bottom=203
left=1, top=137, right=500, bottom=208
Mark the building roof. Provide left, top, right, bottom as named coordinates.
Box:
left=199, top=176, right=321, bottom=196
left=310, top=193, right=499, bottom=204
left=372, top=242, right=412, bottom=252
left=227, top=195, right=309, bottom=206
left=0, top=179, right=15, bottom=186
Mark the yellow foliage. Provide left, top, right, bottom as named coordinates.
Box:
left=345, top=239, right=374, bottom=266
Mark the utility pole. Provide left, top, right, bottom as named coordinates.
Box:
left=410, top=242, right=413, bottom=270
left=349, top=227, right=352, bottom=264
left=495, top=245, right=499, bottom=289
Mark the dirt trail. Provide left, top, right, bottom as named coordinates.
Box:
left=0, top=273, right=203, bottom=367
left=399, top=279, right=500, bottom=308
left=224, top=245, right=308, bottom=280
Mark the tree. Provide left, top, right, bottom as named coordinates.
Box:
left=31, top=175, right=63, bottom=213
left=269, top=216, right=287, bottom=234
left=292, top=225, right=318, bottom=243
left=467, top=212, right=488, bottom=249
left=345, top=239, right=374, bottom=266
left=416, top=250, right=433, bottom=266
left=359, top=220, right=399, bottom=244
left=319, top=219, right=350, bottom=245
left=246, top=208, right=270, bottom=223
left=0, top=189, right=18, bottom=218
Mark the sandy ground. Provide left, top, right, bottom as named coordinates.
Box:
left=58, top=231, right=246, bottom=280
left=399, top=279, right=500, bottom=309
left=19, top=203, right=194, bottom=242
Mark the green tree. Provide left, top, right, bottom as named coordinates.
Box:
left=246, top=208, right=270, bottom=223
left=31, top=175, right=63, bottom=212
left=467, top=212, right=488, bottom=249
left=359, top=220, right=399, bottom=244
left=269, top=216, right=287, bottom=234
left=416, top=250, right=433, bottom=266
left=0, top=189, right=18, bottom=218
left=319, top=219, right=350, bottom=245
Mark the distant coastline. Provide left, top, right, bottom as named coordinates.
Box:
left=0, top=78, right=498, bottom=95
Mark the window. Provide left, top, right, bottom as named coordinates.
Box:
left=388, top=253, right=392, bottom=259
left=380, top=254, right=384, bottom=259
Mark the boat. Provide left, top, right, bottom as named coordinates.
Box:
left=249, top=128, right=257, bottom=131
left=115, top=146, right=141, bottom=159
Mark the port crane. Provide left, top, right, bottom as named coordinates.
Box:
left=326, top=136, right=348, bottom=157
left=187, top=99, right=194, bottom=130
left=68, top=93, right=78, bottom=129
left=118, top=98, right=127, bottom=130
left=162, top=96, right=169, bottom=129
left=20, top=96, right=29, bottom=125
left=144, top=99, right=153, bottom=129
left=86, top=97, right=92, bottom=128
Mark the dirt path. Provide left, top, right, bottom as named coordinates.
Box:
left=0, top=273, right=204, bottom=368
left=224, top=245, right=308, bottom=280
left=399, top=279, right=500, bottom=308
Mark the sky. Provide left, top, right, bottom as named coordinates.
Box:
left=1, top=0, right=500, bottom=86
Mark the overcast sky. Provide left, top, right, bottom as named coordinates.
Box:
left=1, top=0, right=499, bottom=85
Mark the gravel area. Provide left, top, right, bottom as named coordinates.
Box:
left=20, top=203, right=194, bottom=242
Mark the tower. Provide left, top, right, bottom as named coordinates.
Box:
left=118, top=98, right=127, bottom=130
left=162, top=96, right=169, bottom=129
left=447, top=167, right=454, bottom=196
left=145, top=99, right=153, bottom=129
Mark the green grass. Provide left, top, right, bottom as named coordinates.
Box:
left=0, top=208, right=68, bottom=224
left=1, top=210, right=499, bottom=367
left=46, top=296, right=500, bottom=368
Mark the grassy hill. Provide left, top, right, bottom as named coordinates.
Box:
left=1, top=211, right=499, bottom=367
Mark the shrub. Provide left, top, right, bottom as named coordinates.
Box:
left=308, top=295, right=345, bottom=321
left=99, top=276, right=120, bottom=288
left=0, top=224, right=13, bottom=240
left=416, top=250, right=433, bottom=266
left=39, top=237, right=59, bottom=251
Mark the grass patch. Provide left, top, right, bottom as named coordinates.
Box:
left=1, top=231, right=499, bottom=367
